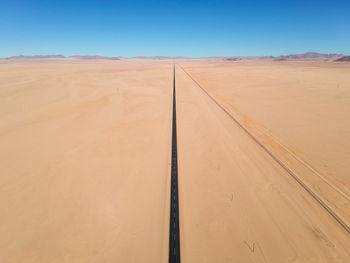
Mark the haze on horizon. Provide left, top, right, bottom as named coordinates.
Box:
left=1, top=0, right=349, bottom=58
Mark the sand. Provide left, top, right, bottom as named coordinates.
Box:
left=180, top=61, right=350, bottom=194
left=0, top=61, right=173, bottom=262
left=175, top=63, right=350, bottom=262
left=0, top=60, right=349, bottom=262
left=178, top=61, right=350, bottom=232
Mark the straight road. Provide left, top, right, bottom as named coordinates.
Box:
left=169, top=65, right=181, bottom=263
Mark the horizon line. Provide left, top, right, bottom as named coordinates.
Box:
left=0, top=51, right=348, bottom=60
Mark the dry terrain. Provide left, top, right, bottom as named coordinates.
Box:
left=176, top=61, right=350, bottom=262
left=0, top=61, right=173, bottom=262
left=0, top=60, right=349, bottom=262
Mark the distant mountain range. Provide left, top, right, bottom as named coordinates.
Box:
left=273, top=52, right=344, bottom=61
left=1, top=55, right=120, bottom=60
left=225, top=56, right=274, bottom=61
left=225, top=52, right=344, bottom=61
left=0, top=55, right=196, bottom=61
left=334, top=56, right=350, bottom=62
left=127, top=56, right=190, bottom=60
left=3, top=55, right=66, bottom=60
left=0, top=52, right=348, bottom=61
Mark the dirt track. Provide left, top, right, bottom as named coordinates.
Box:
left=0, top=60, right=349, bottom=262
left=175, top=64, right=350, bottom=262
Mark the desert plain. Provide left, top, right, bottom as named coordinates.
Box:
left=0, top=59, right=350, bottom=262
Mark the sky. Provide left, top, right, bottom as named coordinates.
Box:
left=1, top=0, right=349, bottom=57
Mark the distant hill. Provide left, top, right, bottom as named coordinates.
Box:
left=127, top=56, right=190, bottom=60
left=69, top=55, right=120, bottom=60
left=226, top=57, right=240, bottom=61
left=225, top=56, right=274, bottom=61
left=274, top=52, right=343, bottom=61
left=1, top=55, right=120, bottom=61
left=223, top=53, right=345, bottom=62
left=4, top=55, right=65, bottom=60
left=334, top=56, right=350, bottom=62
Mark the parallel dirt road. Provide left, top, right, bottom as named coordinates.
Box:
left=179, top=61, right=350, bottom=199
left=0, top=61, right=173, bottom=262
left=176, top=64, right=350, bottom=262
left=0, top=60, right=349, bottom=262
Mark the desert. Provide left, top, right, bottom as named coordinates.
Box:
left=176, top=60, right=350, bottom=262
left=0, top=61, right=173, bottom=262
left=0, top=59, right=350, bottom=262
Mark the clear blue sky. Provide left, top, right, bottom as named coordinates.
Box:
left=1, top=0, right=349, bottom=57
